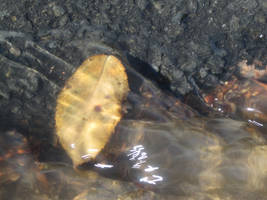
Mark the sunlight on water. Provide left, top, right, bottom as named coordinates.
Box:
left=0, top=42, right=267, bottom=199
left=89, top=115, right=267, bottom=200
left=2, top=73, right=267, bottom=199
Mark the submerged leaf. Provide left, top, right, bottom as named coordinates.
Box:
left=55, top=55, right=129, bottom=167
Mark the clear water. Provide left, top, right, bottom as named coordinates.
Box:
left=0, top=31, right=267, bottom=200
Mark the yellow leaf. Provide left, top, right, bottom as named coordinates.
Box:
left=55, top=55, right=129, bottom=167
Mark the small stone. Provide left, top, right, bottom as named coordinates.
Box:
left=152, top=1, right=165, bottom=14
left=204, top=74, right=219, bottom=87
left=230, top=15, right=240, bottom=32
left=170, top=76, right=192, bottom=95
left=0, top=10, right=9, bottom=20
left=172, top=11, right=184, bottom=25
left=11, top=16, right=17, bottom=22
left=47, top=41, right=57, bottom=49
left=9, top=46, right=21, bottom=57
left=0, top=87, right=9, bottom=100
left=52, top=5, right=65, bottom=17
left=199, top=68, right=208, bottom=78
left=180, top=60, right=197, bottom=73
left=136, top=0, right=148, bottom=10
left=58, top=15, right=68, bottom=27
left=259, top=0, right=267, bottom=10
left=169, top=69, right=184, bottom=80
left=151, top=64, right=159, bottom=72
left=207, top=56, right=225, bottom=74
left=187, top=0, right=198, bottom=13
left=254, top=14, right=266, bottom=24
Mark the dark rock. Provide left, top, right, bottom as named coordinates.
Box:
left=198, top=67, right=208, bottom=79
left=206, top=56, right=225, bottom=75
left=180, top=60, right=197, bottom=74
left=0, top=0, right=266, bottom=119
left=203, top=74, right=219, bottom=88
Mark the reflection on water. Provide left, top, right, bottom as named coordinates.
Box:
left=127, top=145, right=163, bottom=185
left=0, top=36, right=267, bottom=199
left=90, top=116, right=267, bottom=199
left=2, top=72, right=267, bottom=200
left=2, top=75, right=267, bottom=199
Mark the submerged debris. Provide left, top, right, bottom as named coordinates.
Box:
left=0, top=32, right=267, bottom=199
left=55, top=55, right=129, bottom=166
